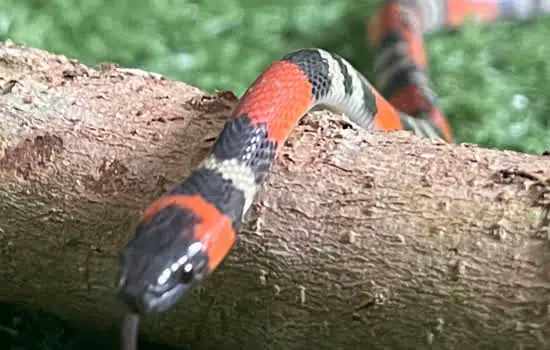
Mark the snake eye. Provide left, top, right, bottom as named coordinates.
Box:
left=179, top=263, right=195, bottom=284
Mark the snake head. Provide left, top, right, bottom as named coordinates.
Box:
left=116, top=205, right=210, bottom=314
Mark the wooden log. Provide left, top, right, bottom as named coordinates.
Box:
left=1, top=40, right=550, bottom=350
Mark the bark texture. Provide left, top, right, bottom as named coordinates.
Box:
left=1, top=40, right=550, bottom=350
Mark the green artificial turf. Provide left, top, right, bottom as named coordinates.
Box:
left=0, top=1, right=549, bottom=349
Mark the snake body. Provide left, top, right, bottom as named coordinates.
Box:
left=116, top=0, right=550, bottom=348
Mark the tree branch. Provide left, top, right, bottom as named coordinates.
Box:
left=1, top=40, right=550, bottom=350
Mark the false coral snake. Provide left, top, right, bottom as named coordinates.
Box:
left=116, top=1, right=550, bottom=349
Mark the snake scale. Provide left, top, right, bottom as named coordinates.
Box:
left=115, top=1, right=550, bottom=349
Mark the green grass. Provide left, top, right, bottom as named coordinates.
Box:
left=2, top=0, right=549, bottom=155
left=0, top=1, right=549, bottom=349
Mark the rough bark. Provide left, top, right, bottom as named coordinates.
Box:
left=1, top=40, right=550, bottom=350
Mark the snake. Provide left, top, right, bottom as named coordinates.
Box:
left=115, top=1, right=550, bottom=349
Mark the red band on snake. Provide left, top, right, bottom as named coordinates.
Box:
left=116, top=1, right=550, bottom=348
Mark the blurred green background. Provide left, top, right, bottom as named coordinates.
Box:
left=1, top=0, right=549, bottom=349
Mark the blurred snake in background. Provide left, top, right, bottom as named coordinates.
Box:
left=115, top=1, right=550, bottom=349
